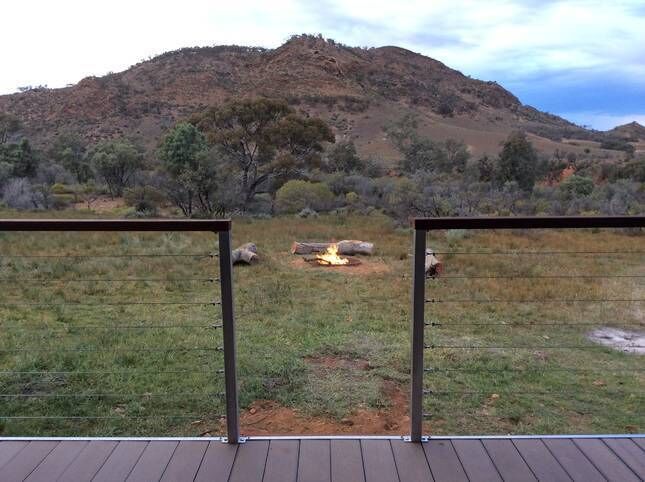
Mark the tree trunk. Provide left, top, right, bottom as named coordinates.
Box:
left=291, top=240, right=374, bottom=255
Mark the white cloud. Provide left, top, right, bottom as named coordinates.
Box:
left=1, top=0, right=644, bottom=127
left=559, top=112, right=645, bottom=131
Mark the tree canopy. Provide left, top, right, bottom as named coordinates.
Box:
left=193, top=98, right=334, bottom=205
left=496, top=131, right=538, bottom=191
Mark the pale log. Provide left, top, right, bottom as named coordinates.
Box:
left=232, top=243, right=258, bottom=265
left=425, top=249, right=442, bottom=277
left=291, top=240, right=374, bottom=255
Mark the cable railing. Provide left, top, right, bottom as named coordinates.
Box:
left=0, top=219, right=241, bottom=443
left=409, top=216, right=645, bottom=442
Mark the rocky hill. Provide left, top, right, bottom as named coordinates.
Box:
left=608, top=122, right=645, bottom=142
left=0, top=34, right=627, bottom=162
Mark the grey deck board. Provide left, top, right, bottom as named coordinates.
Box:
left=0, top=441, right=58, bottom=481
left=0, top=441, right=28, bottom=469
left=126, top=440, right=178, bottom=482
left=194, top=441, right=238, bottom=482
left=452, top=439, right=502, bottom=482
left=92, top=441, right=148, bottom=482
left=542, top=438, right=605, bottom=482
left=602, top=438, right=645, bottom=477
left=160, top=441, right=208, bottom=482
left=26, top=440, right=88, bottom=482
left=513, top=438, right=572, bottom=481
left=361, top=440, right=399, bottom=482
left=574, top=438, right=641, bottom=481
left=298, top=439, right=331, bottom=482
left=632, top=438, right=645, bottom=452
left=331, top=439, right=365, bottom=482
left=482, top=439, right=537, bottom=481
left=263, top=440, right=299, bottom=482
left=391, top=439, right=433, bottom=481
left=58, top=441, right=118, bottom=482
left=423, top=440, right=468, bottom=482
left=0, top=436, right=641, bottom=481
left=228, top=439, right=269, bottom=482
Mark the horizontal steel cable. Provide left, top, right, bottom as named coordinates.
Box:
left=424, top=366, right=645, bottom=373
left=0, top=347, right=222, bottom=353
left=429, top=274, right=645, bottom=279
left=423, top=389, right=642, bottom=396
left=0, top=369, right=223, bottom=375
left=0, top=278, right=218, bottom=283
left=426, top=321, right=644, bottom=326
left=430, top=250, right=645, bottom=255
left=0, top=323, right=221, bottom=330
left=0, top=415, right=223, bottom=420
left=0, top=301, right=220, bottom=307
left=426, top=298, right=645, bottom=303
left=0, top=253, right=216, bottom=258
left=0, top=392, right=225, bottom=398
left=425, top=344, right=645, bottom=349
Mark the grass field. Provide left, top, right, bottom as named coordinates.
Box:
left=0, top=209, right=643, bottom=437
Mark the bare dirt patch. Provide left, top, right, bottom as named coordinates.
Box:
left=588, top=328, right=645, bottom=354
left=290, top=257, right=391, bottom=275
left=305, top=355, right=371, bottom=371
left=240, top=380, right=410, bottom=435
left=74, top=196, right=125, bottom=213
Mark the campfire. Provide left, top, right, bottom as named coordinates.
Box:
left=291, top=240, right=368, bottom=267
left=314, top=243, right=352, bottom=266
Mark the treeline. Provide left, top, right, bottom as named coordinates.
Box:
left=0, top=101, right=643, bottom=219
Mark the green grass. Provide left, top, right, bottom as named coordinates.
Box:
left=0, top=209, right=643, bottom=436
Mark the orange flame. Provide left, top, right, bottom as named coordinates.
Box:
left=316, top=243, right=349, bottom=265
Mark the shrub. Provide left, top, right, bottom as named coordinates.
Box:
left=560, top=175, right=594, bottom=199
left=2, top=178, right=43, bottom=209
left=124, top=186, right=165, bottom=216
left=275, top=180, right=335, bottom=213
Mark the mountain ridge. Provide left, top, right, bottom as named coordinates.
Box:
left=0, top=34, right=631, bottom=162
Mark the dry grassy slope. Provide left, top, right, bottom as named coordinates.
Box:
left=0, top=35, right=625, bottom=162
left=608, top=121, right=645, bottom=141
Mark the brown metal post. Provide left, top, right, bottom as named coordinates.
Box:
left=218, top=230, right=241, bottom=443
left=410, top=228, right=427, bottom=442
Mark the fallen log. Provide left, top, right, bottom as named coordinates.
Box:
left=232, top=242, right=258, bottom=265
left=425, top=249, right=442, bottom=277
left=291, top=240, right=374, bottom=256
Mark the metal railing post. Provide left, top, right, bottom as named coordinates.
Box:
left=409, top=227, right=427, bottom=442
left=218, top=230, right=241, bottom=443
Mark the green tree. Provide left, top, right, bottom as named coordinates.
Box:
left=560, top=175, right=594, bottom=199
left=443, top=139, right=470, bottom=173
left=89, top=139, right=143, bottom=197
left=158, top=122, right=223, bottom=217
left=399, top=138, right=447, bottom=173
left=193, top=98, right=334, bottom=205
left=0, top=138, right=38, bottom=177
left=0, top=112, right=21, bottom=145
left=327, top=140, right=364, bottom=173
left=496, top=131, right=538, bottom=191
left=49, top=132, right=91, bottom=182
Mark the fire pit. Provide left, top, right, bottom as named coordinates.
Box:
left=304, top=243, right=362, bottom=267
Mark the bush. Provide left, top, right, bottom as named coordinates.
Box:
left=123, top=186, right=165, bottom=216
left=1, top=178, right=43, bottom=209
left=275, top=180, right=335, bottom=213
left=560, top=175, right=594, bottom=199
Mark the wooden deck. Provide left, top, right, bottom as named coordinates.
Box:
left=0, top=436, right=643, bottom=481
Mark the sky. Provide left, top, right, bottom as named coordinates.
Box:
left=2, top=0, right=644, bottom=130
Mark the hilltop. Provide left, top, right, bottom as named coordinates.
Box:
left=0, top=35, right=629, bottom=162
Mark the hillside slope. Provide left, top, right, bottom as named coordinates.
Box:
left=0, top=35, right=624, bottom=162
